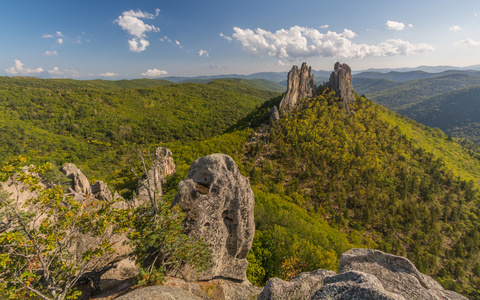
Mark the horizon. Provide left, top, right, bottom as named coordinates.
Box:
left=1, top=0, right=479, bottom=79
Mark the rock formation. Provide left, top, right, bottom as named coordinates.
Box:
left=269, top=105, right=280, bottom=122
left=258, top=269, right=335, bottom=300
left=260, top=248, right=467, bottom=300
left=279, top=62, right=316, bottom=111
left=61, top=163, right=92, bottom=194
left=174, top=153, right=255, bottom=282
left=136, top=147, right=176, bottom=203
left=327, top=62, right=355, bottom=113
left=91, top=180, right=112, bottom=201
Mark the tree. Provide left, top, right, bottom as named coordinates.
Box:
left=0, top=156, right=122, bottom=300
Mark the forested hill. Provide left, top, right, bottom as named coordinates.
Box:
left=230, top=90, right=480, bottom=298
left=0, top=77, right=279, bottom=179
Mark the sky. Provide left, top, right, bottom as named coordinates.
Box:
left=1, top=0, right=480, bottom=79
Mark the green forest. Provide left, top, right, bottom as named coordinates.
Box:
left=2, top=76, right=480, bottom=298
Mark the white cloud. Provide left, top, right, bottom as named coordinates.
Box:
left=128, top=38, right=150, bottom=52
left=407, top=24, right=413, bottom=28
left=474, top=12, right=478, bottom=17
left=455, top=38, right=480, bottom=47
left=199, top=50, right=209, bottom=57
left=116, top=9, right=160, bottom=52
left=320, top=25, right=329, bottom=29
left=56, top=31, right=64, bottom=37
left=57, top=38, right=63, bottom=45
left=449, top=25, right=461, bottom=32
left=277, top=60, right=286, bottom=66
left=141, top=68, right=168, bottom=77
left=44, top=50, right=58, bottom=56
left=42, top=33, right=54, bottom=38
left=5, top=60, right=44, bottom=75
left=232, top=26, right=434, bottom=59
left=99, top=72, right=118, bottom=77
left=48, top=67, right=82, bottom=78
left=219, top=32, right=232, bottom=42
left=386, top=20, right=406, bottom=31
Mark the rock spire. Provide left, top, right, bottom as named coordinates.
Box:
left=327, top=62, right=355, bottom=113
left=173, top=154, right=255, bottom=282
left=279, top=62, right=316, bottom=111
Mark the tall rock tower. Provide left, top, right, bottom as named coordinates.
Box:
left=279, top=62, right=316, bottom=111
left=328, top=62, right=355, bottom=113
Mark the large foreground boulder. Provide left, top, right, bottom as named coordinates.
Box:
left=174, top=154, right=255, bottom=281
left=260, top=248, right=467, bottom=300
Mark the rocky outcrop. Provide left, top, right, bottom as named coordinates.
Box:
left=136, top=147, right=176, bottom=203
left=269, top=105, right=280, bottom=122
left=327, top=62, right=355, bottom=113
left=174, top=154, right=255, bottom=282
left=91, top=180, right=112, bottom=201
left=260, top=248, right=466, bottom=300
left=258, top=269, right=335, bottom=300
left=279, top=62, right=316, bottom=111
left=61, top=163, right=91, bottom=194
left=337, top=248, right=467, bottom=300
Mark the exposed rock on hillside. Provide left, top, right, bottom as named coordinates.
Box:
left=279, top=62, right=316, bottom=111
left=269, top=105, right=280, bottom=122
left=337, top=248, right=467, bottom=300
left=258, top=269, right=335, bottom=300
left=327, top=62, right=355, bottom=113
left=136, top=147, right=176, bottom=204
left=260, top=248, right=467, bottom=300
left=61, top=163, right=91, bottom=194
left=174, top=153, right=255, bottom=282
left=91, top=180, right=112, bottom=201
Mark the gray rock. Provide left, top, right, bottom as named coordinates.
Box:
left=259, top=269, right=335, bottom=300
left=136, top=147, right=176, bottom=204
left=327, top=62, right=355, bottom=113
left=279, top=62, right=316, bottom=111
left=60, top=163, right=91, bottom=195
left=338, top=249, right=467, bottom=300
left=91, top=180, right=112, bottom=201
left=311, top=271, right=405, bottom=300
left=174, top=154, right=255, bottom=281
left=115, top=285, right=203, bottom=300
left=269, top=105, right=280, bottom=122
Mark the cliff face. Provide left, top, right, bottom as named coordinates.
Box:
left=279, top=62, right=316, bottom=111
left=327, top=62, right=355, bottom=113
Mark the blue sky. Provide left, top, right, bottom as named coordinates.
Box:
left=1, top=0, right=479, bottom=79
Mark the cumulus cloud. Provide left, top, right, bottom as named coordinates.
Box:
left=386, top=20, right=407, bottom=31
left=42, top=33, right=54, bottom=38
left=455, top=38, right=480, bottom=47
left=219, top=32, right=232, bottom=41
left=232, top=26, right=434, bottom=60
left=449, top=25, right=462, bottom=32
left=320, top=25, right=329, bottom=29
left=99, top=72, right=118, bottom=77
left=116, top=9, right=160, bottom=52
left=199, top=50, right=209, bottom=57
left=141, top=68, right=168, bottom=77
left=128, top=38, right=150, bottom=52
left=5, top=60, right=44, bottom=75
left=44, top=50, right=58, bottom=56
left=57, top=38, right=63, bottom=45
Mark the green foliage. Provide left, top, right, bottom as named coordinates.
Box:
left=0, top=156, right=123, bottom=300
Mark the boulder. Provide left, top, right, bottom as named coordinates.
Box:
left=61, top=163, right=91, bottom=195
left=338, top=248, right=468, bottom=300
left=327, top=62, right=355, bottom=113
left=136, top=147, right=176, bottom=204
left=91, top=180, right=112, bottom=202
left=279, top=62, right=316, bottom=111
left=311, top=271, right=405, bottom=300
left=174, top=154, right=255, bottom=281
left=258, top=269, right=335, bottom=300
left=115, top=285, right=203, bottom=300
left=269, top=105, right=280, bottom=122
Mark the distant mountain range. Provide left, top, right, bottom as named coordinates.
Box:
left=160, top=65, right=480, bottom=85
